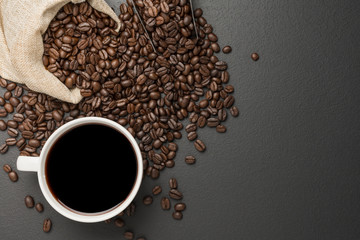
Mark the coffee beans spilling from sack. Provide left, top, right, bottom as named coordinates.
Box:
left=0, top=0, right=238, bottom=237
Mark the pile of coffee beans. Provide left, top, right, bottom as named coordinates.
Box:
left=0, top=0, right=239, bottom=238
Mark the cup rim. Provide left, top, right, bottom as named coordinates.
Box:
left=37, top=117, right=143, bottom=223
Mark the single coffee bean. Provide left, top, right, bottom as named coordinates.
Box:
left=143, top=195, right=153, bottom=205
left=0, top=119, right=6, bottom=130
left=25, top=195, right=35, bottom=208
left=168, top=142, right=177, bottom=151
left=0, top=108, right=7, bottom=117
left=187, top=131, right=197, bottom=141
left=185, top=156, right=196, bottom=164
left=169, top=178, right=178, bottom=189
left=185, top=123, right=197, bottom=133
left=172, top=211, right=183, bottom=220
left=194, top=139, right=206, bottom=152
left=7, top=128, right=18, bottom=137
left=207, top=117, right=219, bottom=127
left=35, top=203, right=44, bottom=213
left=230, top=106, right=239, bottom=117
left=43, top=218, right=52, bottom=233
left=0, top=143, right=8, bottom=154
left=114, top=217, right=125, bottom=228
left=152, top=185, right=162, bottom=195
left=28, top=139, right=41, bottom=148
left=251, top=52, right=259, bottom=61
left=216, top=125, right=227, bottom=133
left=169, top=189, right=183, bottom=200
left=8, top=171, right=18, bottom=182
left=222, top=45, right=232, bottom=53
left=174, top=203, right=186, bottom=211
left=197, top=116, right=207, bottom=128
left=124, top=231, right=134, bottom=240
left=3, top=164, right=12, bottom=173
left=161, top=197, right=171, bottom=210
left=6, top=138, right=17, bottom=146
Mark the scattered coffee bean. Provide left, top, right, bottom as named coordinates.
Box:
left=124, top=231, right=134, bottom=240
left=143, top=196, right=153, bottom=205
left=161, top=197, right=171, bottom=210
left=185, top=156, right=196, bottom=165
left=222, top=45, right=232, bottom=53
left=169, top=189, right=183, bottom=200
left=3, top=164, right=12, bottom=173
left=194, top=139, right=206, bottom=152
left=187, top=131, right=197, bottom=141
left=0, top=119, right=6, bottom=130
left=230, top=106, right=239, bottom=117
left=114, top=217, right=125, bottom=228
left=8, top=171, right=18, bottom=182
left=169, top=178, right=178, bottom=189
left=43, top=218, right=52, bottom=233
left=174, top=203, right=186, bottom=211
left=25, top=195, right=35, bottom=208
left=35, top=203, right=44, bottom=213
left=152, top=185, right=162, bottom=195
left=0, top=143, right=8, bottom=153
left=216, top=125, right=227, bottom=133
left=172, top=211, right=183, bottom=220
left=251, top=52, right=259, bottom=61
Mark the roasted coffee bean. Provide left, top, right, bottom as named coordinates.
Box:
left=0, top=120, right=7, bottom=130
left=28, top=139, right=41, bottom=148
left=43, top=218, right=52, bottom=233
left=216, top=125, right=227, bottom=133
left=187, top=131, right=197, bottom=141
left=169, top=178, right=178, bottom=189
left=35, top=203, right=44, bottom=213
left=174, top=203, right=186, bottom=211
left=161, top=197, right=171, bottom=210
left=224, top=95, right=235, bottom=108
left=152, top=185, right=162, bottom=195
left=0, top=143, right=9, bottom=153
left=0, top=108, right=7, bottom=117
left=124, top=231, right=134, bottom=240
left=6, top=138, right=17, bottom=146
left=185, top=123, right=197, bottom=133
left=8, top=171, right=18, bottom=182
left=251, top=52, right=259, bottom=61
left=114, top=217, right=125, bottom=228
left=222, top=45, right=232, bottom=53
left=197, top=116, right=206, bottom=128
left=169, top=189, right=183, bottom=200
left=194, top=139, right=206, bottom=152
left=143, top=195, right=153, bottom=205
left=3, top=164, right=12, bottom=173
left=207, top=117, right=219, bottom=127
left=25, top=195, right=35, bottom=208
left=230, top=106, right=239, bottom=117
left=185, top=155, right=196, bottom=164
left=172, top=211, right=183, bottom=220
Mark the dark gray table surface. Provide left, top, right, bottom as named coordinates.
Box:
left=1, top=0, right=360, bottom=239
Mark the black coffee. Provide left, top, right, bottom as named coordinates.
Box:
left=45, top=124, right=137, bottom=213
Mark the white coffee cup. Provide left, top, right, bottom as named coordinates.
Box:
left=16, top=117, right=143, bottom=223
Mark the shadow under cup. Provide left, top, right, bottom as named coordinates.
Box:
left=44, top=121, right=139, bottom=217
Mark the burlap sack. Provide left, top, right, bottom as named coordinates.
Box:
left=0, top=0, right=120, bottom=104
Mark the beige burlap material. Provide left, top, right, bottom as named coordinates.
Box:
left=0, top=0, right=120, bottom=104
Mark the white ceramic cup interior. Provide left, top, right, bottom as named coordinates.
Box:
left=16, top=117, right=143, bottom=223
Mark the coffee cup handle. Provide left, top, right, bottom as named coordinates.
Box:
left=17, top=156, right=40, bottom=172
